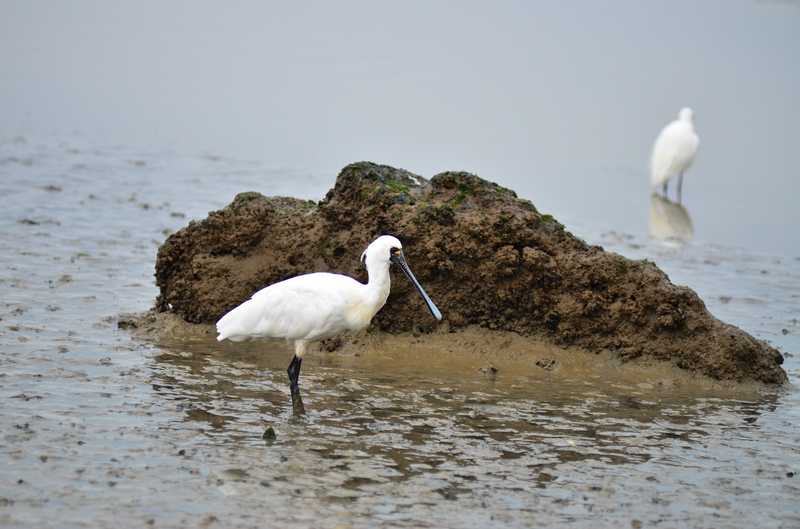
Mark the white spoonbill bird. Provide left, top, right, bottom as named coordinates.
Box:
left=650, top=107, right=700, bottom=201
left=216, top=235, right=442, bottom=412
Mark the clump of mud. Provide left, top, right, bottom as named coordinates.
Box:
left=151, top=162, right=786, bottom=384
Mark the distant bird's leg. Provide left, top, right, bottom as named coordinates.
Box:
left=677, top=173, right=684, bottom=203
left=662, top=181, right=668, bottom=197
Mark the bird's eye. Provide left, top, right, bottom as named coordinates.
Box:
left=390, top=247, right=401, bottom=255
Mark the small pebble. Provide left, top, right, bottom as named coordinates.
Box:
left=478, top=362, right=498, bottom=375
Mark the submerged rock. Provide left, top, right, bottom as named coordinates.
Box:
left=154, top=162, right=786, bottom=384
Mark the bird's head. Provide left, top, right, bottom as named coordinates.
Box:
left=361, top=234, right=403, bottom=265
left=361, top=235, right=442, bottom=321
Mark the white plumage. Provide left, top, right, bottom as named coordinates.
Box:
left=217, top=272, right=378, bottom=349
left=216, top=234, right=441, bottom=413
left=650, top=107, right=700, bottom=201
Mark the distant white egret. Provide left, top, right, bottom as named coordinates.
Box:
left=216, top=235, right=442, bottom=413
left=650, top=107, right=700, bottom=201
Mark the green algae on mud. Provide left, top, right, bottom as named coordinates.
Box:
left=152, top=162, right=786, bottom=385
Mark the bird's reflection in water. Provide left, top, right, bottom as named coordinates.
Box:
left=649, top=193, right=693, bottom=247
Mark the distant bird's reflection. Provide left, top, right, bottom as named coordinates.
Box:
left=649, top=193, right=693, bottom=246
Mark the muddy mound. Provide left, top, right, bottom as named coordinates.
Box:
left=154, top=162, right=786, bottom=384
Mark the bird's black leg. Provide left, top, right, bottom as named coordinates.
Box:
left=287, top=355, right=305, bottom=416
left=662, top=181, right=668, bottom=196
left=287, top=355, right=302, bottom=395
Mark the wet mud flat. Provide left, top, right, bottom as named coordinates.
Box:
left=1, top=140, right=798, bottom=528
left=127, top=161, right=797, bottom=526
left=4, top=316, right=798, bottom=528
left=81, top=312, right=794, bottom=528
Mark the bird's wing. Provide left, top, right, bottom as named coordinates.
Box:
left=216, top=272, right=362, bottom=342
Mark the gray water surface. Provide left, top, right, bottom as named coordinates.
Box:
left=1, top=127, right=798, bottom=529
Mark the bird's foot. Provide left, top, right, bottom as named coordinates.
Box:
left=291, top=389, right=306, bottom=416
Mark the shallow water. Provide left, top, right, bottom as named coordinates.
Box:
left=2, top=1, right=800, bottom=527
left=2, top=126, right=799, bottom=529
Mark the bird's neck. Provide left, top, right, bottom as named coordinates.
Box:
left=363, top=259, right=392, bottom=313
